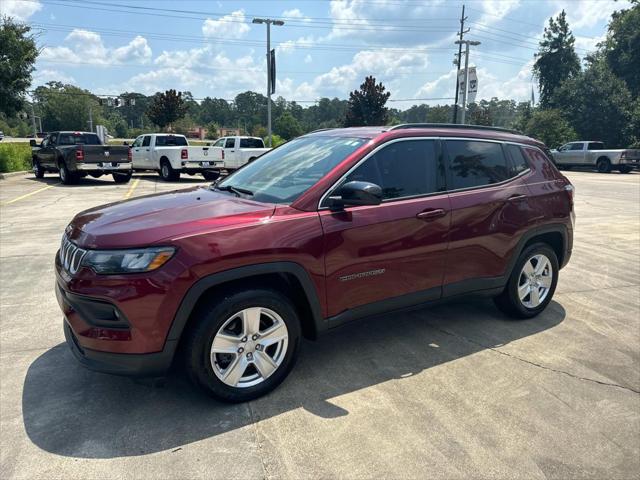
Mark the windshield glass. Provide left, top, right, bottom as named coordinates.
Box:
left=216, top=136, right=367, bottom=204
left=155, top=135, right=188, bottom=146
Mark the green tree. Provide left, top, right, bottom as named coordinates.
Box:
left=533, top=10, right=581, bottom=107
left=344, top=76, right=391, bottom=127
left=0, top=18, right=39, bottom=116
left=33, top=82, right=104, bottom=131
left=552, top=60, right=634, bottom=147
left=146, top=89, right=188, bottom=130
left=603, top=1, right=640, bottom=97
left=274, top=111, right=303, bottom=140
left=524, top=109, right=576, bottom=148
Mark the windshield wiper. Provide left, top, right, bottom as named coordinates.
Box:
left=215, top=184, right=254, bottom=196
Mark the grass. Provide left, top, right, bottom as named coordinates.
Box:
left=0, top=143, right=32, bottom=173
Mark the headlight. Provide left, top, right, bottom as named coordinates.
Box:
left=81, top=247, right=175, bottom=274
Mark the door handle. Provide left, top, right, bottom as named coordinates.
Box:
left=417, top=208, right=446, bottom=220
left=145, top=149, right=150, bottom=151
left=507, top=194, right=527, bottom=202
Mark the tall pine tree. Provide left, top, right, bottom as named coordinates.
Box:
left=344, top=76, right=391, bottom=127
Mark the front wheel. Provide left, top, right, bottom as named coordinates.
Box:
left=494, top=243, right=559, bottom=319
left=112, top=171, right=132, bottom=183
left=33, top=159, right=44, bottom=178
left=183, top=289, right=301, bottom=402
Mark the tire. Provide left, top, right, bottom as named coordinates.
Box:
left=33, top=159, right=44, bottom=178
left=159, top=159, right=180, bottom=181
left=248, top=157, right=257, bottom=163
left=596, top=157, right=612, bottom=173
left=619, top=165, right=632, bottom=174
left=494, top=243, right=559, bottom=319
left=183, top=289, right=301, bottom=402
left=112, top=171, right=132, bottom=183
left=202, top=171, right=220, bottom=181
left=58, top=161, right=77, bottom=185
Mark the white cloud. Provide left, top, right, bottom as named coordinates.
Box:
left=563, top=0, right=626, bottom=29
left=31, top=69, right=75, bottom=87
left=202, top=10, right=250, bottom=39
left=575, top=33, right=606, bottom=53
left=0, top=0, right=41, bottom=21
left=477, top=0, right=522, bottom=25
left=304, top=54, right=313, bottom=64
left=41, top=30, right=152, bottom=66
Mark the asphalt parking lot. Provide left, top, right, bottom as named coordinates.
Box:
left=1, top=170, right=639, bottom=479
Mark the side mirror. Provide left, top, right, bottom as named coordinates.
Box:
left=328, top=181, right=382, bottom=210
left=29, top=139, right=37, bottom=147
left=122, top=141, right=129, bottom=146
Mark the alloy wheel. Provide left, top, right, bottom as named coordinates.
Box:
left=518, top=254, right=553, bottom=308
left=210, top=307, right=289, bottom=388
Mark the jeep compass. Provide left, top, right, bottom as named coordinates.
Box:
left=56, top=124, right=574, bottom=402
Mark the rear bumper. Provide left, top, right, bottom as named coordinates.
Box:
left=181, top=160, right=224, bottom=170
left=76, top=162, right=132, bottom=172
left=64, top=321, right=175, bottom=376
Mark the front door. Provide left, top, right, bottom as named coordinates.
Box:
left=131, top=136, right=144, bottom=168
left=319, top=138, right=451, bottom=319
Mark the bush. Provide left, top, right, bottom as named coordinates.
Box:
left=0, top=143, right=32, bottom=173
left=266, top=134, right=286, bottom=147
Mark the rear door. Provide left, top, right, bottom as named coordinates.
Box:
left=224, top=137, right=238, bottom=167
left=320, top=138, right=451, bottom=319
left=442, top=139, right=535, bottom=294
left=141, top=135, right=152, bottom=168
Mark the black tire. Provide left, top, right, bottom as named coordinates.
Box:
left=248, top=157, right=257, bottom=163
left=202, top=171, right=220, bottom=181
left=183, top=289, right=301, bottom=402
left=33, top=159, right=44, bottom=178
left=112, top=171, right=132, bottom=183
left=58, top=161, right=77, bottom=185
left=596, top=157, right=611, bottom=173
left=619, top=165, right=632, bottom=174
left=494, top=243, right=559, bottom=319
left=159, top=159, right=180, bottom=181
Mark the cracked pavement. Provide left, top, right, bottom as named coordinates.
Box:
left=1, top=170, right=639, bottom=479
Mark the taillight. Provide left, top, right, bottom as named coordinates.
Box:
left=181, top=149, right=188, bottom=160
left=127, top=147, right=132, bottom=161
left=75, top=148, right=84, bottom=161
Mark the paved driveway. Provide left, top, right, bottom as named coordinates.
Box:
left=1, top=171, right=638, bottom=479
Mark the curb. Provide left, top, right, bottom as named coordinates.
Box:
left=0, top=171, right=29, bottom=180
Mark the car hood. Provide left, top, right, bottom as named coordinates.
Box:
left=67, top=186, right=276, bottom=249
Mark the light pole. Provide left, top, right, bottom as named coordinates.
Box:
left=252, top=17, right=284, bottom=147
left=454, top=39, right=480, bottom=124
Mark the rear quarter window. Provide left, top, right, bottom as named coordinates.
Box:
left=506, top=144, right=530, bottom=175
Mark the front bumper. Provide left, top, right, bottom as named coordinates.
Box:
left=76, top=162, right=132, bottom=171
left=618, top=161, right=640, bottom=170
left=64, top=321, right=175, bottom=376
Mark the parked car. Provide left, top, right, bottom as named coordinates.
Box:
left=208, top=136, right=271, bottom=171
left=550, top=141, right=640, bottom=173
left=56, top=124, right=574, bottom=402
left=31, top=131, right=132, bottom=184
left=130, top=133, right=221, bottom=181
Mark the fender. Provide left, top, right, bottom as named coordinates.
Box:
left=165, top=261, right=326, bottom=345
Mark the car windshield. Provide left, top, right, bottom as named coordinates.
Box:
left=215, top=136, right=367, bottom=204
left=155, top=135, right=188, bottom=146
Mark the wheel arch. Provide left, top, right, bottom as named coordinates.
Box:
left=167, top=262, right=325, bottom=353
left=508, top=224, right=571, bottom=277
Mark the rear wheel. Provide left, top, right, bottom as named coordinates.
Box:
left=202, top=171, right=220, bottom=181
left=494, top=243, right=559, bottom=319
left=112, top=171, right=132, bottom=183
left=183, top=289, right=301, bottom=402
left=596, top=157, right=611, bottom=173
left=159, top=159, right=180, bottom=181
left=33, top=159, right=44, bottom=178
left=58, top=162, right=77, bottom=185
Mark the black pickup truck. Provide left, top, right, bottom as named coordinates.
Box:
left=30, top=131, right=132, bottom=184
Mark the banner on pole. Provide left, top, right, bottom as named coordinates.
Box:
left=467, top=67, right=478, bottom=103
left=270, top=49, right=276, bottom=94
left=457, top=70, right=465, bottom=105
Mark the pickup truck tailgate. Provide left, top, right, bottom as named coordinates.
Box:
left=79, top=145, right=129, bottom=164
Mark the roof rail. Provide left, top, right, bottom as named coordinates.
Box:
left=308, top=128, right=335, bottom=134
left=388, top=123, right=522, bottom=135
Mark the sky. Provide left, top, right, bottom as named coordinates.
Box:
left=1, top=0, right=630, bottom=110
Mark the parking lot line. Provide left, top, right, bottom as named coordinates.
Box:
left=1, top=183, right=59, bottom=206
left=124, top=178, right=140, bottom=199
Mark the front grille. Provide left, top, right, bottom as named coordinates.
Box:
left=60, top=235, right=87, bottom=274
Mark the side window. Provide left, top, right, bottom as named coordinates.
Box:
left=446, top=140, right=510, bottom=189
left=49, top=134, right=57, bottom=146
left=213, top=138, right=225, bottom=148
left=132, top=136, right=143, bottom=148
left=225, top=138, right=236, bottom=149
left=588, top=142, right=603, bottom=150
left=142, top=136, right=151, bottom=147
left=344, top=140, right=440, bottom=200
left=506, top=144, right=530, bottom=176
left=569, top=143, right=583, bottom=151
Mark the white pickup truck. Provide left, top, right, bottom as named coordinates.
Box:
left=551, top=141, right=640, bottom=173
left=207, top=136, right=271, bottom=171
left=130, top=133, right=222, bottom=181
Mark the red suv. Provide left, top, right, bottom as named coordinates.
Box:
left=56, top=124, right=574, bottom=402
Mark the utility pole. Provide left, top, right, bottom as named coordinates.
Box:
left=452, top=5, right=468, bottom=124
left=252, top=17, right=284, bottom=147
left=88, top=105, right=93, bottom=132
left=454, top=39, right=481, bottom=124
left=30, top=103, right=37, bottom=137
